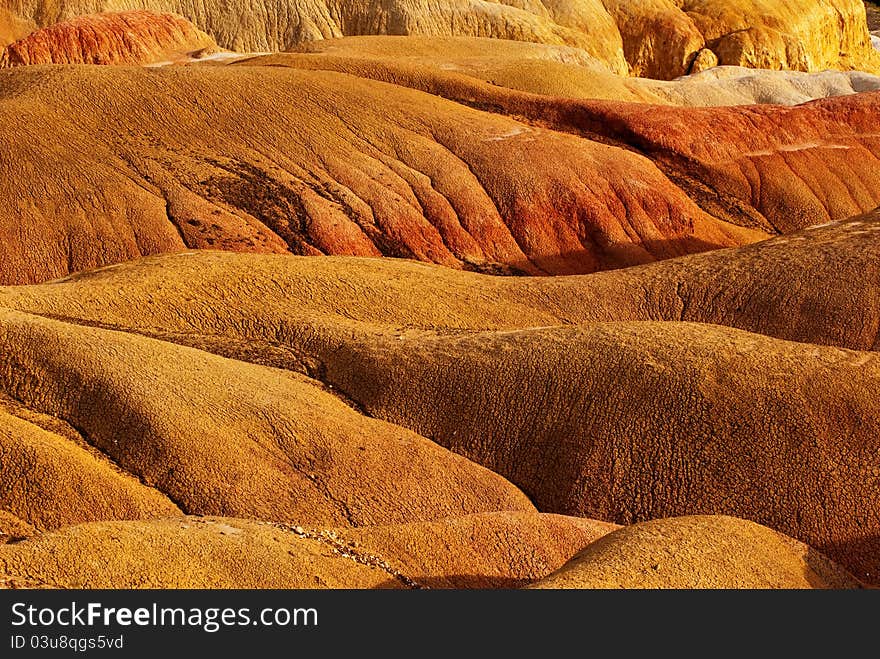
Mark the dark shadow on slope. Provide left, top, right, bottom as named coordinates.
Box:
left=488, top=234, right=745, bottom=276
left=813, top=534, right=880, bottom=588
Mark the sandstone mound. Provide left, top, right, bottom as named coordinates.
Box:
left=0, top=514, right=859, bottom=588
left=0, top=517, right=399, bottom=588
left=553, top=212, right=880, bottom=351
left=0, top=308, right=532, bottom=528
left=251, top=54, right=880, bottom=234
left=0, top=11, right=217, bottom=67
left=606, top=0, right=880, bottom=77
left=0, top=512, right=616, bottom=588
left=0, top=398, right=181, bottom=530
left=394, top=73, right=880, bottom=233
left=341, top=511, right=619, bottom=588
left=314, top=321, right=880, bottom=583
left=528, top=516, right=863, bottom=589
left=2, top=0, right=877, bottom=76
left=1, top=212, right=874, bottom=350
left=0, top=63, right=769, bottom=285
left=572, top=94, right=880, bottom=234
left=3, top=64, right=880, bottom=285
left=289, top=34, right=611, bottom=69
left=0, top=511, right=35, bottom=541
left=284, top=37, right=880, bottom=105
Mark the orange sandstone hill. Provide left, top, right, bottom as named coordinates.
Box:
left=0, top=510, right=36, bottom=542
left=1, top=61, right=880, bottom=284
left=0, top=11, right=218, bottom=67
left=284, top=36, right=880, bottom=106
left=256, top=51, right=880, bottom=232
left=528, top=516, right=863, bottom=589
left=319, top=320, right=879, bottom=583
left=0, top=308, right=533, bottom=529
left=0, top=63, right=761, bottom=284
left=604, top=0, right=880, bottom=77
left=0, top=395, right=181, bottom=530
left=0, top=513, right=620, bottom=588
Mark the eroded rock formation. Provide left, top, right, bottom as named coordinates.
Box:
left=528, top=516, right=863, bottom=589
left=0, top=513, right=619, bottom=588
left=288, top=36, right=880, bottom=105
left=607, top=0, right=880, bottom=77
left=1, top=0, right=877, bottom=74
left=0, top=64, right=768, bottom=284
left=0, top=11, right=217, bottom=67
left=0, top=308, right=532, bottom=529
left=2, top=62, right=880, bottom=284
